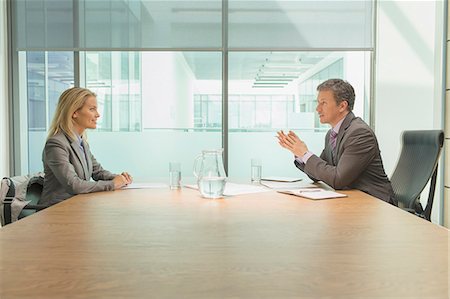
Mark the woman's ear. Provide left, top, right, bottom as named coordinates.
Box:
left=72, top=111, right=78, bottom=119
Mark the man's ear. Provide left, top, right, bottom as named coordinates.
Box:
left=340, top=100, right=349, bottom=112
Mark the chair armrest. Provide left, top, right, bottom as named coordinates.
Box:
left=3, top=196, right=14, bottom=225
left=401, top=207, right=416, bottom=214
left=401, top=207, right=427, bottom=220
left=23, top=204, right=48, bottom=211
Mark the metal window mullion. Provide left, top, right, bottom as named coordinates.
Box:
left=139, top=52, right=142, bottom=132
left=440, top=0, right=448, bottom=225
left=73, top=0, right=80, bottom=88
left=110, top=52, right=116, bottom=132
left=73, top=0, right=79, bottom=49
left=44, top=52, right=49, bottom=130
left=129, top=52, right=132, bottom=131
left=7, top=0, right=20, bottom=175
left=369, top=0, right=377, bottom=128
left=222, top=0, right=228, bottom=174
left=109, top=1, right=115, bottom=132
left=74, top=51, right=80, bottom=87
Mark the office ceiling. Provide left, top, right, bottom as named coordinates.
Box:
left=182, top=51, right=331, bottom=84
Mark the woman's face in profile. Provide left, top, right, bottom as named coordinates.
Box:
left=72, top=96, right=100, bottom=133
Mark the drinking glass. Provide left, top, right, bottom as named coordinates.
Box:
left=169, top=162, right=181, bottom=190
left=251, top=159, right=262, bottom=184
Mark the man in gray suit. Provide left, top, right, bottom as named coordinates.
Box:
left=277, top=79, right=396, bottom=205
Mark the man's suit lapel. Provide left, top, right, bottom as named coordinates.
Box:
left=324, top=131, right=336, bottom=165
left=335, top=112, right=355, bottom=159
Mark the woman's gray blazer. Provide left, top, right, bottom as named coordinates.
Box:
left=40, top=132, right=116, bottom=206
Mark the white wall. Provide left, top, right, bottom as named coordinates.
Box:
left=141, top=52, right=195, bottom=129
left=343, top=52, right=369, bottom=120
left=0, top=0, right=9, bottom=178
left=375, top=0, right=444, bottom=223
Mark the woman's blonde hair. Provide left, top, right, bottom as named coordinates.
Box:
left=48, top=87, right=96, bottom=141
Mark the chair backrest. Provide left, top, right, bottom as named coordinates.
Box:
left=1, top=173, right=45, bottom=225
left=390, top=130, right=444, bottom=220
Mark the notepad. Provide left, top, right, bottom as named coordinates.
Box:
left=278, top=189, right=347, bottom=200
left=260, top=180, right=316, bottom=190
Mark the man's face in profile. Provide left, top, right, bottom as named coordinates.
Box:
left=316, top=90, right=347, bottom=127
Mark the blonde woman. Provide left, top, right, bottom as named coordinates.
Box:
left=40, top=87, right=132, bottom=206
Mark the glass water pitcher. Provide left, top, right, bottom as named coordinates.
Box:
left=193, top=149, right=227, bottom=198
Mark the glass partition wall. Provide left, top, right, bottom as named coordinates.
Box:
left=12, top=0, right=374, bottom=181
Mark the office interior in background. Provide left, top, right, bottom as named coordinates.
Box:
left=0, top=0, right=448, bottom=225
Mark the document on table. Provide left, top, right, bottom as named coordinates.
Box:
left=185, top=182, right=272, bottom=196
left=278, top=188, right=347, bottom=200
left=260, top=180, right=316, bottom=190
left=223, top=182, right=272, bottom=196
left=122, top=182, right=168, bottom=189
left=261, top=176, right=302, bottom=182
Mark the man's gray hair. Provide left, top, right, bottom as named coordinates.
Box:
left=317, top=79, right=355, bottom=111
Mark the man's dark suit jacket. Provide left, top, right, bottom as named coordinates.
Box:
left=295, top=112, right=397, bottom=205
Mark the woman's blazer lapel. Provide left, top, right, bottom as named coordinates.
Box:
left=68, top=138, right=90, bottom=180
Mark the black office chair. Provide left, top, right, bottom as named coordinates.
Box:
left=3, top=177, right=47, bottom=225
left=390, top=130, right=444, bottom=221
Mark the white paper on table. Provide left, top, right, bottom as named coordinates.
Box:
left=261, top=176, right=302, bottom=182
left=122, top=182, right=168, bottom=189
left=223, top=182, right=272, bottom=196
left=185, top=182, right=272, bottom=196
left=260, top=180, right=316, bottom=190
left=278, top=188, right=347, bottom=200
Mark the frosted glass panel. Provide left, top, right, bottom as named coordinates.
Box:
left=14, top=0, right=75, bottom=49
left=229, top=0, right=373, bottom=49
left=25, top=51, right=74, bottom=172
left=87, top=131, right=222, bottom=179
left=14, top=0, right=222, bottom=50
left=14, top=0, right=372, bottom=50
left=84, top=52, right=141, bottom=132
left=228, top=131, right=326, bottom=180
left=28, top=131, right=221, bottom=179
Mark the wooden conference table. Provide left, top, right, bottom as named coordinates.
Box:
left=0, top=187, right=448, bottom=298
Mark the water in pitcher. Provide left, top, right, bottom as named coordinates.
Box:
left=193, top=149, right=227, bottom=199
left=198, top=177, right=226, bottom=198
